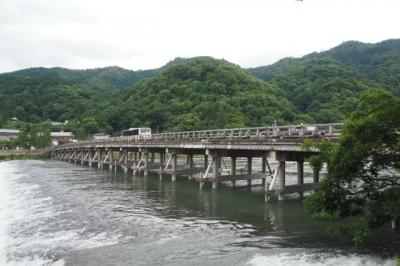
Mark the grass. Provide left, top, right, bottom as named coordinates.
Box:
left=0, top=151, right=50, bottom=160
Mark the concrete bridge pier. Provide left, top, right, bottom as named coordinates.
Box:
left=109, top=149, right=113, bottom=171
left=212, top=155, right=218, bottom=189
left=80, top=150, right=84, bottom=165
left=159, top=152, right=164, bottom=181
left=171, top=152, right=177, bottom=181
left=261, top=157, right=266, bottom=187
left=297, top=160, right=304, bottom=199
left=278, top=161, right=286, bottom=201
left=98, top=149, right=103, bottom=169
left=123, top=149, right=128, bottom=173
left=144, top=150, right=149, bottom=177
left=188, top=153, right=194, bottom=179
left=247, top=157, right=252, bottom=187
left=231, top=156, right=236, bottom=187
left=88, top=149, right=93, bottom=167
left=134, top=151, right=138, bottom=165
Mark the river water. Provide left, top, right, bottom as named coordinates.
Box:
left=0, top=160, right=398, bottom=266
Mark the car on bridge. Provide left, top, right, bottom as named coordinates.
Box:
left=288, top=125, right=320, bottom=136
left=122, top=128, right=152, bottom=139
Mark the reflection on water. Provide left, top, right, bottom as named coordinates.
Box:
left=0, top=160, right=398, bottom=266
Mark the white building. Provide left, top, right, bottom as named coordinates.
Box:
left=0, top=129, right=20, bottom=141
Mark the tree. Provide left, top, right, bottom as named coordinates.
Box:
left=16, top=124, right=51, bottom=148
left=304, top=90, right=400, bottom=243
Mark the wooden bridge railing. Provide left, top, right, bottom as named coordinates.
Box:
left=54, top=123, right=343, bottom=149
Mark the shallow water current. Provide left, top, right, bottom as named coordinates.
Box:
left=0, top=160, right=398, bottom=265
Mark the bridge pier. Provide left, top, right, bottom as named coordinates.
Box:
left=297, top=160, right=304, bottom=199
left=231, top=156, right=236, bottom=187
left=204, top=154, right=208, bottom=171
left=212, top=155, right=218, bottom=189
left=144, top=151, right=149, bottom=177
left=124, top=149, right=128, bottom=173
left=88, top=149, right=93, bottom=167
left=159, top=152, right=164, bottom=180
left=247, top=157, right=252, bottom=187
left=278, top=161, right=286, bottom=201
left=98, top=149, right=102, bottom=169
left=109, top=149, right=113, bottom=171
left=261, top=157, right=266, bottom=186
left=188, top=153, right=194, bottom=179
left=172, top=152, right=177, bottom=181
left=80, top=150, right=84, bottom=165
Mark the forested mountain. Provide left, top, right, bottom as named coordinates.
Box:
left=315, top=39, right=400, bottom=94
left=247, top=39, right=400, bottom=122
left=1, top=39, right=399, bottom=135
left=5, top=66, right=156, bottom=93
left=103, top=57, right=302, bottom=132
left=0, top=66, right=156, bottom=129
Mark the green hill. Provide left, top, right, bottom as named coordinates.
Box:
left=1, top=39, right=399, bottom=134
left=5, top=66, right=156, bottom=93
left=104, top=57, right=301, bottom=132
left=0, top=66, right=157, bottom=126
left=247, top=39, right=400, bottom=122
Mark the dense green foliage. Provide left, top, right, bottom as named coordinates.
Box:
left=1, top=39, right=399, bottom=136
left=248, top=39, right=400, bottom=122
left=304, top=90, right=400, bottom=243
left=106, top=57, right=300, bottom=131
left=0, top=151, right=50, bottom=161
left=16, top=124, right=52, bottom=148
left=8, top=66, right=156, bottom=93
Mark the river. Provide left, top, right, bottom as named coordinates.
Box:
left=0, top=160, right=398, bottom=265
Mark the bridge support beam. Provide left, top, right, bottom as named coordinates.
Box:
left=98, top=149, right=103, bottom=169
left=278, top=161, right=286, bottom=201
left=297, top=160, right=304, bottom=199
left=261, top=156, right=266, bottom=187
left=231, top=156, right=236, bottom=187
left=212, top=156, right=218, bottom=189
left=88, top=149, right=93, bottom=167
left=80, top=150, right=84, bottom=165
left=144, top=151, right=149, bottom=176
left=204, top=154, right=208, bottom=170
left=124, top=149, right=128, bottom=173
left=159, top=152, right=164, bottom=180
left=188, top=153, right=194, bottom=179
left=172, top=152, right=177, bottom=181
left=109, top=149, right=113, bottom=170
left=247, top=157, right=252, bottom=187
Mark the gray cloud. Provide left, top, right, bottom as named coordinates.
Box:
left=0, top=0, right=399, bottom=72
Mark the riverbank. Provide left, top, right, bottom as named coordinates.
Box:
left=0, top=149, right=50, bottom=161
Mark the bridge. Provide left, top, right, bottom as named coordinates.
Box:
left=51, top=123, right=342, bottom=201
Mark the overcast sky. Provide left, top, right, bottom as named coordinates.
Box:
left=0, top=0, right=399, bottom=73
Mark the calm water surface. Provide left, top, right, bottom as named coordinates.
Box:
left=0, top=160, right=398, bottom=265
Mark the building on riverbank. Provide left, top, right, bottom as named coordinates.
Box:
left=0, top=129, right=20, bottom=141
left=51, top=132, right=75, bottom=144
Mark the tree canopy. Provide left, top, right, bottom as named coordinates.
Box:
left=1, top=39, right=400, bottom=136
left=304, top=90, right=400, bottom=243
